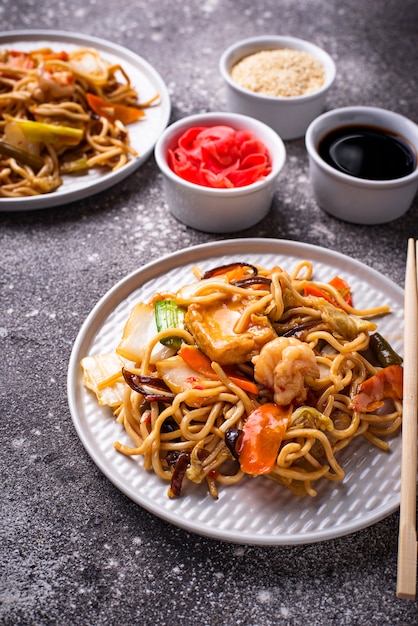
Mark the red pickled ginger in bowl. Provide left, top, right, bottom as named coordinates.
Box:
left=168, top=125, right=272, bottom=188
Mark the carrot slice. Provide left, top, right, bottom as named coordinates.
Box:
left=222, top=366, right=259, bottom=395
left=178, top=345, right=217, bottom=380
left=238, top=403, right=292, bottom=475
left=86, top=93, right=145, bottom=125
left=38, top=51, right=69, bottom=62
left=178, top=344, right=259, bottom=394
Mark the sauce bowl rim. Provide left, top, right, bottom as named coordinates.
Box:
left=305, top=106, right=418, bottom=188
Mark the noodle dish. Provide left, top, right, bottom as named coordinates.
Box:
left=0, top=44, right=159, bottom=197
left=81, top=258, right=403, bottom=500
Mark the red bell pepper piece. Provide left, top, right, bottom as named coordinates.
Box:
left=304, top=275, right=353, bottom=308
left=352, top=364, right=403, bottom=412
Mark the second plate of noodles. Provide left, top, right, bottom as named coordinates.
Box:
left=0, top=30, right=171, bottom=210
left=68, top=239, right=404, bottom=545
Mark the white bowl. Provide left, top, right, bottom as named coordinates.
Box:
left=305, top=106, right=418, bottom=224
left=154, top=112, right=286, bottom=233
left=219, top=35, right=336, bottom=140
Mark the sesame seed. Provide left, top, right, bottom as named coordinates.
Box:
left=230, top=48, right=326, bottom=98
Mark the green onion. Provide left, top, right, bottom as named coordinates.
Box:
left=59, top=156, right=89, bottom=173
left=11, top=118, right=83, bottom=145
left=155, top=299, right=186, bottom=350
left=0, top=138, right=44, bottom=170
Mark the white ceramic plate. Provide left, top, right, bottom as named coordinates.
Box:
left=67, top=239, right=404, bottom=545
left=0, top=30, right=171, bottom=211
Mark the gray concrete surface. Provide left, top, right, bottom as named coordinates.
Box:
left=1, top=1, right=418, bottom=624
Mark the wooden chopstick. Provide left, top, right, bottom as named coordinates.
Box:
left=397, top=238, right=418, bottom=600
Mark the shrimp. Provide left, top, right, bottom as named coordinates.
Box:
left=0, top=50, right=35, bottom=69
left=35, top=68, right=75, bottom=100
left=253, top=336, right=320, bottom=405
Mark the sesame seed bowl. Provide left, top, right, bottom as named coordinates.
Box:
left=219, top=35, right=336, bottom=140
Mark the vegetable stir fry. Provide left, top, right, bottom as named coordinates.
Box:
left=81, top=259, right=403, bottom=499
left=0, top=46, right=159, bottom=197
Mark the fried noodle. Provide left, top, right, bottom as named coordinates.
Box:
left=81, top=260, right=403, bottom=499
left=0, top=46, right=158, bottom=197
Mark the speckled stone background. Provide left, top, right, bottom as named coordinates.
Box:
left=1, top=1, right=418, bottom=625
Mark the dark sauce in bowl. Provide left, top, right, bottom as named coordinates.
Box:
left=318, top=125, right=416, bottom=180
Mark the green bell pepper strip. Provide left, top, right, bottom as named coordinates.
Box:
left=369, top=332, right=403, bottom=367
left=0, top=138, right=44, bottom=171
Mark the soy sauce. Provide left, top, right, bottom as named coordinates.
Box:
left=318, top=125, right=416, bottom=180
